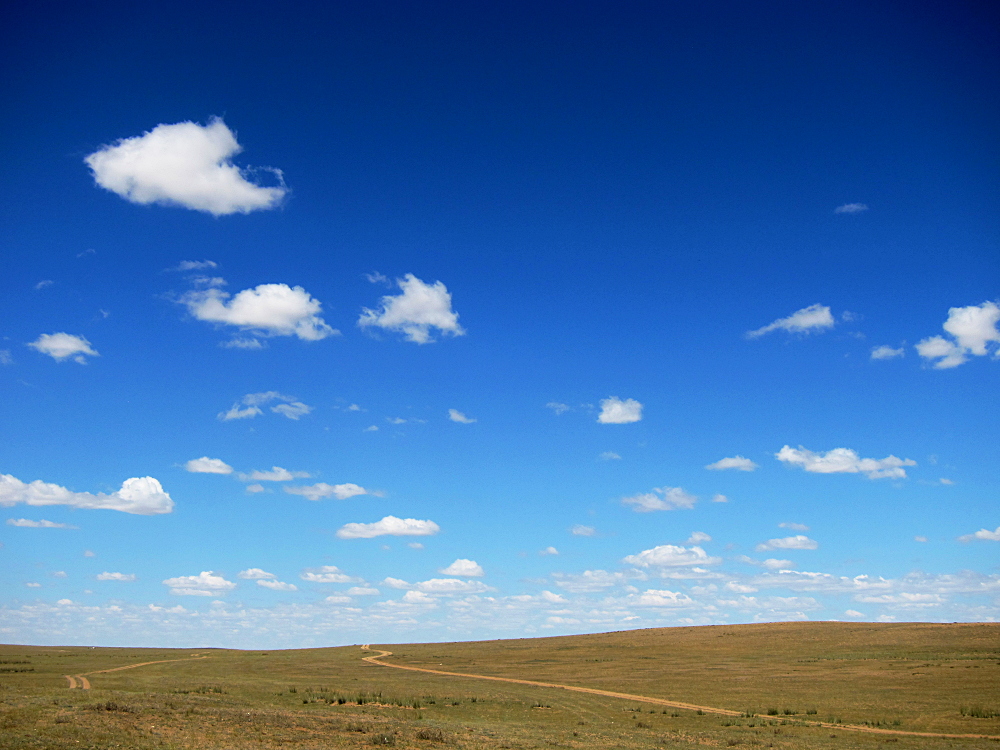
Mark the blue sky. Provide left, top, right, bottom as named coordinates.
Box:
left=1, top=1, right=998, bottom=648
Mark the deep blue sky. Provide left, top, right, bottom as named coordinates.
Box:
left=1, top=1, right=997, bottom=647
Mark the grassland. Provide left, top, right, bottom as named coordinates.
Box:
left=1, top=622, right=998, bottom=749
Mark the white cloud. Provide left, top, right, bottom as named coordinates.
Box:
left=439, top=559, right=485, bottom=577
left=737, top=555, right=796, bottom=570
left=0, top=474, right=173, bottom=515
left=346, top=586, right=380, bottom=596
left=540, top=546, right=559, bottom=556
left=257, top=579, right=298, bottom=591
left=597, top=397, right=642, bottom=424
left=174, top=260, right=218, bottom=271
left=96, top=572, right=136, bottom=581
left=914, top=536, right=928, bottom=543
left=402, top=590, right=436, bottom=604
left=958, top=526, right=1000, bottom=542
left=407, top=542, right=423, bottom=549
left=623, top=544, right=721, bottom=568
left=26, top=582, right=41, bottom=588
left=183, top=283, right=336, bottom=342
left=705, top=456, right=758, bottom=471
left=551, top=570, right=632, bottom=592
left=756, top=535, right=818, bottom=551
left=633, top=589, right=695, bottom=607
left=239, top=467, right=311, bottom=482
left=27, top=333, right=98, bottom=364
left=6, top=518, right=78, bottom=529
left=448, top=409, right=476, bottom=424
left=237, top=568, right=275, bottom=580
left=299, top=566, right=361, bottom=583
left=779, top=522, right=810, bottom=531
left=219, top=391, right=313, bottom=421
left=834, top=203, right=869, bottom=214
left=570, top=524, right=596, bottom=536
left=35, top=279, right=54, bottom=290
left=220, top=337, right=265, bottom=350
left=622, top=486, right=697, bottom=512
left=871, top=345, right=904, bottom=360
left=598, top=451, right=621, bottom=461
left=162, top=571, right=236, bottom=596
left=245, top=484, right=266, bottom=494
left=364, top=425, right=379, bottom=432
left=184, top=457, right=233, bottom=474
left=711, top=494, right=729, bottom=503
left=776, top=444, right=916, bottom=479
left=83, top=550, right=96, bottom=557
left=358, top=274, right=464, bottom=344
left=687, top=531, right=712, bottom=544
left=384, top=577, right=492, bottom=595
left=0, top=350, right=12, bottom=366
left=84, top=118, right=286, bottom=215
left=917, top=302, right=1000, bottom=369
left=53, top=571, right=67, bottom=578
left=546, top=402, right=570, bottom=415
left=284, top=483, right=368, bottom=501
left=845, top=609, right=864, bottom=617
left=746, top=304, right=835, bottom=339
left=336, top=515, right=440, bottom=539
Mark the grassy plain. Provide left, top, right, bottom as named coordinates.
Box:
left=1, top=622, right=998, bottom=749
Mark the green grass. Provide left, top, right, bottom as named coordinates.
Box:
left=0, top=622, right=998, bottom=749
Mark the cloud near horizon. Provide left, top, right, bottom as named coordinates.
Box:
left=162, top=571, right=236, bottom=596
left=0, top=474, right=173, bottom=515
left=85, top=118, right=286, bottom=215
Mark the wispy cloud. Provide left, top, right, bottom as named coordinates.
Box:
left=705, top=456, right=758, bottom=471
left=834, top=203, right=869, bottom=214
left=746, top=304, right=835, bottom=339
left=622, top=486, right=696, bottom=512
left=27, top=333, right=99, bottom=364
left=776, top=445, right=916, bottom=479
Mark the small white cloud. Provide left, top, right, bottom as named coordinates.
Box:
left=0, top=474, right=173, bottom=515
left=939, top=478, right=954, bottom=485
left=687, top=531, right=712, bottom=544
left=183, top=284, right=336, bottom=341
left=958, top=526, right=1000, bottom=543
left=402, top=590, right=436, bottom=604
left=845, top=609, right=865, bottom=617
left=756, top=535, right=818, bottom=551
left=346, top=586, right=380, bottom=596
left=336, top=515, right=440, bottom=539
left=300, top=566, right=360, bottom=583
left=571, top=524, right=596, bottom=536
left=27, top=333, right=99, bottom=364
left=0, top=350, right=12, bottom=366
left=385, top=577, right=492, bottom=595
left=184, top=457, right=233, bottom=474
left=271, top=402, right=312, bottom=420
left=622, top=486, right=696, bottom=512
left=546, top=402, right=570, bottom=415
left=256, top=579, right=297, bottom=591
left=916, top=302, right=1000, bottom=369
left=779, top=522, right=810, bottom=531
left=776, top=444, right=916, bottom=479
left=364, top=425, right=379, bottom=432
left=871, top=345, right=904, bottom=360
left=623, top=544, right=721, bottom=568
left=705, top=456, right=758, bottom=471
left=746, top=304, right=835, bottom=339
left=358, top=274, right=464, bottom=344
left=84, top=118, right=286, bottom=215
left=35, top=280, right=54, bottom=290
left=284, top=483, right=369, bottom=501
left=83, top=550, right=96, bottom=557
left=540, top=546, right=559, bottom=556
left=711, top=494, right=729, bottom=503
left=914, top=536, right=928, bottom=543
left=407, top=542, right=424, bottom=549
left=220, top=337, right=265, bottom=350
left=386, top=417, right=407, bottom=425
left=598, top=451, right=621, bottom=461
left=834, top=203, right=869, bottom=214
left=448, top=409, right=476, bottom=423
left=96, top=572, right=136, bottom=581
left=239, top=467, right=311, bottom=482
left=237, top=568, right=276, bottom=580
left=324, top=595, right=352, bottom=604
left=174, top=260, right=218, bottom=271
left=439, top=559, right=484, bottom=577
left=245, top=484, right=266, bottom=494
left=162, top=571, right=236, bottom=596
left=6, top=518, right=78, bottom=529
left=53, top=571, right=67, bottom=578
left=57, top=598, right=73, bottom=605
left=26, top=582, right=41, bottom=588
left=597, top=397, right=642, bottom=424
left=345, top=404, right=362, bottom=412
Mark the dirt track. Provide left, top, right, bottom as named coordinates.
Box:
left=360, top=645, right=1000, bottom=741
left=64, top=653, right=212, bottom=690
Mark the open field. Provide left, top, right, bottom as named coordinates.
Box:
left=1, top=622, right=998, bottom=749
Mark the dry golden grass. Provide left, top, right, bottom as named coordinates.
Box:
left=1, top=622, right=998, bottom=749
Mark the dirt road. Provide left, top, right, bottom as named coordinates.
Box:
left=64, top=653, right=212, bottom=689
left=360, top=646, right=1000, bottom=741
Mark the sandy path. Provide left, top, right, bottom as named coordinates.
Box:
left=360, top=646, right=1000, bottom=741
left=64, top=653, right=212, bottom=689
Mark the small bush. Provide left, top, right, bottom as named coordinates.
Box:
left=415, top=727, right=445, bottom=741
